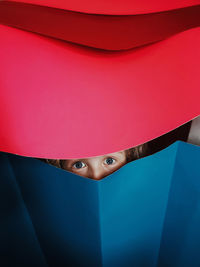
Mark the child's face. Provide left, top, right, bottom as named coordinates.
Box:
left=62, top=151, right=127, bottom=180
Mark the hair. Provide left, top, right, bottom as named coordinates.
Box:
left=42, top=143, right=149, bottom=169
left=43, top=159, right=63, bottom=168
left=39, top=120, right=192, bottom=170
left=125, top=143, right=149, bottom=163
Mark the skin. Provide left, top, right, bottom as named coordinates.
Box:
left=62, top=151, right=127, bottom=180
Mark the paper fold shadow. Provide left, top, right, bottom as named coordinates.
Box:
left=1, top=141, right=200, bottom=266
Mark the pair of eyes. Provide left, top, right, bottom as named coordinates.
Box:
left=72, top=157, right=116, bottom=169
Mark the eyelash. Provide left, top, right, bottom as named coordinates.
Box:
left=72, top=161, right=86, bottom=169
left=72, top=157, right=116, bottom=169
left=104, top=157, right=116, bottom=165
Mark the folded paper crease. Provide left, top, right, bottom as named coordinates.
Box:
left=1, top=141, right=200, bottom=266
left=0, top=2, right=199, bottom=50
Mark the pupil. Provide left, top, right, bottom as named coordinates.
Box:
left=75, top=161, right=83, bottom=168
left=106, top=158, right=113, bottom=165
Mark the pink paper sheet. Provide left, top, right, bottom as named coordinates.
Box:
left=6, top=0, right=200, bottom=14
left=0, top=2, right=199, bottom=50
left=0, top=25, right=199, bottom=158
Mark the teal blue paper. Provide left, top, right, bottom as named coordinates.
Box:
left=0, top=141, right=200, bottom=266
left=0, top=152, right=48, bottom=266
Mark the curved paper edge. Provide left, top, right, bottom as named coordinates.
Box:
left=0, top=2, right=200, bottom=50
left=0, top=25, right=199, bottom=158
left=5, top=0, right=200, bottom=15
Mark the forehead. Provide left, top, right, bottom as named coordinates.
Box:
left=89, top=150, right=126, bottom=159
left=67, top=151, right=126, bottom=162
left=102, top=151, right=126, bottom=158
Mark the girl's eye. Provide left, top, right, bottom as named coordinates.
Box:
left=73, top=161, right=86, bottom=169
left=105, top=157, right=116, bottom=165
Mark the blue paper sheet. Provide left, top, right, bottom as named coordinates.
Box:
left=0, top=141, right=200, bottom=266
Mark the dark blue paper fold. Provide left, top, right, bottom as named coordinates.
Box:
left=0, top=154, right=47, bottom=267
left=0, top=141, right=200, bottom=266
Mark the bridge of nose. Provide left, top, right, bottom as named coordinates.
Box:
left=88, top=158, right=105, bottom=179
